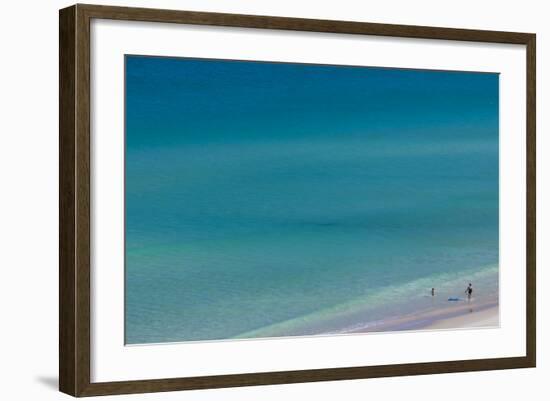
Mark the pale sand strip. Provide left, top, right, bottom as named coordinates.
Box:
left=349, top=301, right=499, bottom=334
left=422, top=305, right=499, bottom=330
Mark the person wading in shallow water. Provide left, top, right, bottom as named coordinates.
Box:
left=465, top=283, right=473, bottom=301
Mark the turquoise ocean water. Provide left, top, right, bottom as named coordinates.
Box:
left=125, top=56, right=499, bottom=344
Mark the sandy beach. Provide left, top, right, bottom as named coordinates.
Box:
left=423, top=305, right=499, bottom=330
left=348, top=300, right=499, bottom=334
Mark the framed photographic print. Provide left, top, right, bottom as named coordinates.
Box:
left=59, top=4, right=536, bottom=397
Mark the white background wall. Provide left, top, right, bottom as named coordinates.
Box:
left=0, top=0, right=546, bottom=400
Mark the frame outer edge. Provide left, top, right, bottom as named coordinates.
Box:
left=75, top=3, right=533, bottom=43
left=59, top=5, right=78, bottom=397
left=75, top=3, right=93, bottom=397
left=525, top=34, right=536, bottom=367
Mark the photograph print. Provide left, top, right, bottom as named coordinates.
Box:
left=124, top=55, right=499, bottom=345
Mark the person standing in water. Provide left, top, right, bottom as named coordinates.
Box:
left=431, top=288, right=435, bottom=297
left=465, top=283, right=473, bottom=301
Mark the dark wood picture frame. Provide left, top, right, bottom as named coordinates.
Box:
left=59, top=3, right=536, bottom=397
